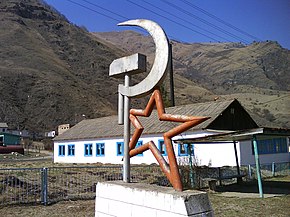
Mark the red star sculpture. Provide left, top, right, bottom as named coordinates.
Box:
left=128, top=88, right=210, bottom=191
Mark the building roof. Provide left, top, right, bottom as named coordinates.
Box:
left=0, top=123, right=8, bottom=128
left=175, top=127, right=290, bottom=144
left=54, top=99, right=256, bottom=142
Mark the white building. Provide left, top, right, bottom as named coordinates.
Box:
left=0, top=123, right=8, bottom=133
left=53, top=99, right=289, bottom=167
left=58, top=124, right=70, bottom=135
left=45, top=130, right=56, bottom=138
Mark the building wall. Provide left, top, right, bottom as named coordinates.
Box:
left=0, top=127, right=7, bottom=133
left=54, top=134, right=183, bottom=165
left=54, top=134, right=289, bottom=167
left=193, top=142, right=240, bottom=167
left=53, top=132, right=239, bottom=166
left=58, top=124, right=70, bottom=135
left=239, top=139, right=289, bottom=165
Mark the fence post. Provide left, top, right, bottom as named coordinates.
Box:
left=188, top=144, right=195, bottom=188
left=248, top=165, right=252, bottom=179
left=272, top=162, right=275, bottom=177
left=41, top=167, right=48, bottom=205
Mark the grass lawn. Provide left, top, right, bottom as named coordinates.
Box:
left=209, top=193, right=290, bottom=217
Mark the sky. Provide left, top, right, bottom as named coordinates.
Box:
left=44, top=0, right=290, bottom=49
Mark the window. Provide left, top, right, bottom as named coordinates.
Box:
left=178, top=144, right=188, bottom=156
left=116, top=142, right=124, bottom=156
left=96, top=143, right=105, bottom=156
left=68, top=144, right=75, bottom=156
left=252, top=138, right=288, bottom=155
left=136, top=141, right=143, bottom=156
left=84, top=144, right=93, bottom=156
left=158, top=140, right=167, bottom=156
left=58, top=145, right=65, bottom=156
left=178, top=144, right=194, bottom=156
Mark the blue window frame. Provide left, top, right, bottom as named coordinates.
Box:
left=84, top=143, right=93, bottom=156
left=68, top=144, right=75, bottom=156
left=96, top=143, right=105, bottom=156
left=58, top=145, right=65, bottom=156
left=158, top=140, right=167, bottom=156
left=116, top=142, right=124, bottom=156
left=178, top=144, right=194, bottom=156
left=252, top=138, right=288, bottom=155
left=136, top=141, right=143, bottom=156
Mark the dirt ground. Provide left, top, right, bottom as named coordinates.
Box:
left=211, top=177, right=290, bottom=216
left=0, top=200, right=95, bottom=217
left=0, top=193, right=289, bottom=217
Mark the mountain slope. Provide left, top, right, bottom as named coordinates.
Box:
left=93, top=31, right=290, bottom=128
left=0, top=0, right=125, bottom=132
left=94, top=31, right=290, bottom=93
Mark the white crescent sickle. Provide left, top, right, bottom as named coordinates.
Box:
left=118, top=19, right=169, bottom=98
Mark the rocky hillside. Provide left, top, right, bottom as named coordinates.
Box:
left=94, top=31, right=290, bottom=93
left=0, top=0, right=129, bottom=132
left=0, top=0, right=289, bottom=132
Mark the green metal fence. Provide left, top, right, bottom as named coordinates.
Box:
left=0, top=165, right=164, bottom=206
left=179, top=162, right=289, bottom=189
left=246, top=162, right=290, bottom=179
left=0, top=162, right=288, bottom=206
left=0, top=167, right=43, bottom=206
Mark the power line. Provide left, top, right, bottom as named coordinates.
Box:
left=63, top=0, right=243, bottom=46
left=80, top=0, right=127, bottom=20
left=126, top=0, right=219, bottom=42
left=77, top=0, right=251, bottom=71
left=64, top=0, right=183, bottom=41
left=161, top=0, right=250, bottom=44
left=60, top=1, right=247, bottom=84
left=61, top=0, right=264, bottom=73
left=179, top=0, right=262, bottom=42
left=152, top=0, right=265, bottom=60
left=143, top=0, right=230, bottom=42
left=64, top=0, right=121, bottom=23
left=125, top=0, right=254, bottom=71
left=167, top=0, right=266, bottom=60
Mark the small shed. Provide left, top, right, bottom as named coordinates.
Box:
left=0, top=123, right=8, bottom=133
left=0, top=132, right=21, bottom=146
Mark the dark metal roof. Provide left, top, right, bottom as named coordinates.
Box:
left=54, top=99, right=249, bottom=141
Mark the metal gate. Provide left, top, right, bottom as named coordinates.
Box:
left=0, top=167, right=43, bottom=206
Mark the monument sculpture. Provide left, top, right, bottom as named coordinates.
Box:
left=95, top=19, right=213, bottom=217
left=109, top=19, right=209, bottom=191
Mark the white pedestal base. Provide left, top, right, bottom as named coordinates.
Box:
left=95, top=181, right=213, bottom=217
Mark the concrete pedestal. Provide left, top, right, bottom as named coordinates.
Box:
left=95, top=181, right=213, bottom=217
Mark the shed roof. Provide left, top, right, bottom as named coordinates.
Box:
left=175, top=127, right=290, bottom=144
left=54, top=99, right=254, bottom=141
left=0, top=123, right=8, bottom=128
